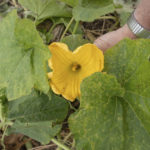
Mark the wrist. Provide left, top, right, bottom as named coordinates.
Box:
left=127, top=11, right=150, bottom=39
left=119, top=24, right=136, bottom=39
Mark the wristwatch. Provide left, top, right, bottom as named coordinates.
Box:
left=127, top=11, right=150, bottom=39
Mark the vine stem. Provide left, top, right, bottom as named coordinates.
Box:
left=63, top=132, right=72, bottom=143
left=12, top=0, right=18, bottom=7
left=72, top=21, right=79, bottom=34
left=46, top=23, right=57, bottom=43
left=72, top=138, right=75, bottom=149
left=1, top=125, right=8, bottom=150
left=99, top=16, right=116, bottom=20
left=108, top=19, right=119, bottom=31
left=60, top=17, right=74, bottom=41
left=51, top=138, right=71, bottom=150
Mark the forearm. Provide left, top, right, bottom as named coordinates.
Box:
left=94, top=0, right=150, bottom=51
left=121, top=0, right=150, bottom=39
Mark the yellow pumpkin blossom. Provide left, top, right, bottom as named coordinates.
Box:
left=48, top=42, right=104, bottom=102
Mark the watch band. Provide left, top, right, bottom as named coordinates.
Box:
left=127, top=11, right=150, bottom=39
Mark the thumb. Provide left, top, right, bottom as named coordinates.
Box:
left=94, top=24, right=136, bottom=52
left=94, top=30, right=120, bottom=52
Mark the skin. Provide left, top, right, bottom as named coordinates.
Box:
left=94, top=0, right=150, bottom=52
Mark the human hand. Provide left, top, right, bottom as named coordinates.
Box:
left=94, top=24, right=136, bottom=52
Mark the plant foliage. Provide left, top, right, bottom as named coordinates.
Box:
left=0, top=11, right=50, bottom=100
left=69, top=39, right=150, bottom=150
left=1, top=0, right=149, bottom=150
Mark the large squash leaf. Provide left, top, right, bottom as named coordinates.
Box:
left=61, top=34, right=89, bottom=51
left=69, top=39, right=150, bottom=150
left=18, top=0, right=72, bottom=20
left=58, top=0, right=79, bottom=7
left=8, top=121, right=60, bottom=144
left=73, top=0, right=115, bottom=22
left=69, top=73, right=126, bottom=150
left=8, top=91, right=68, bottom=122
left=0, top=11, right=50, bottom=100
left=7, top=91, right=69, bottom=144
left=104, top=39, right=150, bottom=134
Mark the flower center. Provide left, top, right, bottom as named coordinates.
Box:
left=71, top=63, right=81, bottom=71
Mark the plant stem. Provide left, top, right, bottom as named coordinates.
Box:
left=63, top=132, right=72, bottom=143
left=99, top=16, right=116, bottom=20
left=72, top=21, right=79, bottom=34
left=12, top=0, right=18, bottom=7
left=60, top=17, right=74, bottom=41
left=46, top=23, right=56, bottom=44
left=56, top=147, right=62, bottom=150
left=25, top=141, right=33, bottom=149
left=109, top=19, right=119, bottom=32
left=71, top=138, right=75, bottom=149
left=1, top=125, right=8, bottom=150
left=51, top=138, right=71, bottom=150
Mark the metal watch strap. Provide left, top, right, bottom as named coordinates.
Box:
left=127, top=11, right=150, bottom=39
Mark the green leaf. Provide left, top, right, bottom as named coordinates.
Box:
left=18, top=0, right=72, bottom=20
left=119, top=11, right=130, bottom=26
left=7, top=91, right=68, bottom=144
left=0, top=92, right=7, bottom=122
left=45, top=18, right=82, bottom=43
left=69, top=72, right=150, bottom=150
left=69, top=73, right=125, bottom=150
left=0, top=11, right=50, bottom=100
left=73, top=0, right=115, bottom=22
left=114, top=0, right=138, bottom=26
left=104, top=38, right=150, bottom=135
left=7, top=121, right=60, bottom=144
left=61, top=34, right=89, bottom=51
left=0, top=89, right=7, bottom=122
left=62, top=19, right=83, bottom=34
left=8, top=91, right=69, bottom=122
left=114, top=0, right=139, bottom=9
left=58, top=0, right=79, bottom=7
left=0, top=88, right=5, bottom=98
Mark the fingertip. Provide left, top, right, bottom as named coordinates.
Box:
left=94, top=38, right=108, bottom=52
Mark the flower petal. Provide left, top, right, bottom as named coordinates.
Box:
left=48, top=42, right=73, bottom=68
left=47, top=72, right=53, bottom=79
left=50, top=72, right=79, bottom=101
left=74, top=43, right=104, bottom=79
left=48, top=59, right=53, bottom=69
left=62, top=73, right=80, bottom=101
